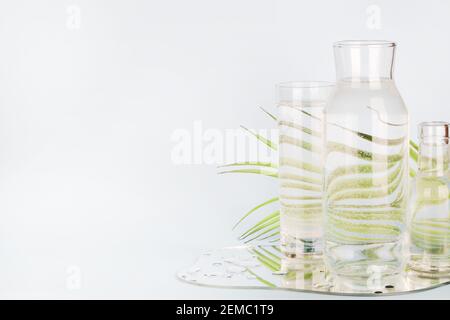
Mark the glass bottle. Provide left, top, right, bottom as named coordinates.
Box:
left=278, top=81, right=334, bottom=260
left=324, top=41, right=409, bottom=280
left=408, top=122, right=449, bottom=276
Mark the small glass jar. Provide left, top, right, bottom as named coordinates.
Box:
left=408, top=122, right=450, bottom=276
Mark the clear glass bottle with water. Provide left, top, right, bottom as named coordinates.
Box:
left=278, top=82, right=334, bottom=260
left=408, top=122, right=449, bottom=276
left=324, top=41, right=409, bottom=280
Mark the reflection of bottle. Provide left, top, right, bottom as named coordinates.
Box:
left=408, top=122, right=450, bottom=276
left=324, top=41, right=409, bottom=279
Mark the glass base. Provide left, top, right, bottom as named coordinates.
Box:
left=178, top=245, right=450, bottom=296
left=409, top=254, right=450, bottom=278
left=325, top=241, right=403, bottom=279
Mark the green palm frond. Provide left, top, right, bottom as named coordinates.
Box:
left=259, top=107, right=277, bottom=121
left=244, top=224, right=280, bottom=243
left=279, top=120, right=321, bottom=137
left=239, top=210, right=279, bottom=239
left=218, top=168, right=277, bottom=178
left=219, top=161, right=278, bottom=169
left=240, top=125, right=278, bottom=151
left=250, top=246, right=281, bottom=271
left=232, top=197, right=278, bottom=230
left=245, top=269, right=276, bottom=287
left=410, top=144, right=419, bottom=163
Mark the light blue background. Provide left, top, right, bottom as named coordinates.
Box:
left=0, top=0, right=448, bottom=299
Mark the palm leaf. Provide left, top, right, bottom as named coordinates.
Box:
left=240, top=125, right=277, bottom=151
left=244, top=224, right=280, bottom=243
left=410, top=140, right=419, bottom=151
left=218, top=168, right=277, bottom=178
left=251, top=249, right=279, bottom=271
left=219, top=161, right=278, bottom=169
left=259, top=107, right=277, bottom=121
left=245, top=269, right=276, bottom=287
left=239, top=210, right=279, bottom=239
left=250, top=246, right=281, bottom=271
left=232, top=197, right=278, bottom=230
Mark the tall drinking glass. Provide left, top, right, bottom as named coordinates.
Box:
left=278, top=81, right=334, bottom=260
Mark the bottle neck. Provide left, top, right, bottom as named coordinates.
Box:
left=418, top=140, right=449, bottom=177
left=334, top=41, right=395, bottom=82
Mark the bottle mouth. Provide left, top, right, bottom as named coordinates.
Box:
left=333, top=40, right=396, bottom=48
left=418, top=121, right=450, bottom=141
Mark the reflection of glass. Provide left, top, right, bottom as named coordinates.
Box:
left=408, top=122, right=450, bottom=276
left=280, top=257, right=327, bottom=290
left=405, top=269, right=448, bottom=290
left=277, top=82, right=334, bottom=259
left=324, top=41, right=409, bottom=280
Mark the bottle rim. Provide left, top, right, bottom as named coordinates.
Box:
left=418, top=121, right=449, bottom=141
